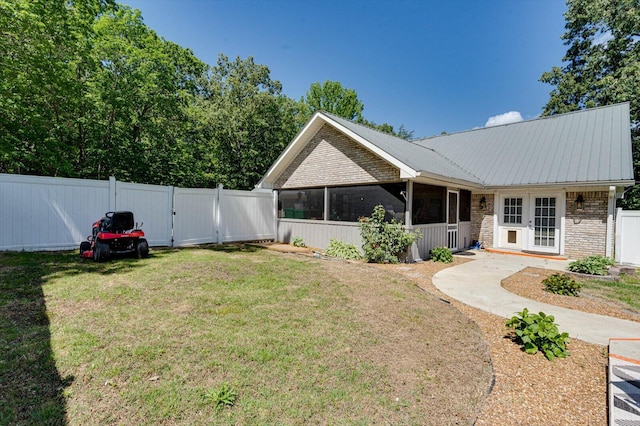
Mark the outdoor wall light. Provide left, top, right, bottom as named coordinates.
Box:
left=479, top=196, right=487, bottom=210
left=575, top=194, right=585, bottom=210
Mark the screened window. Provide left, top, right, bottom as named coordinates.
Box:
left=279, top=188, right=325, bottom=220
left=412, top=184, right=446, bottom=224
left=459, top=190, right=471, bottom=221
left=328, top=183, right=406, bottom=222
left=503, top=197, right=523, bottom=224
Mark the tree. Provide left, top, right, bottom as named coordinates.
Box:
left=194, top=55, right=300, bottom=190
left=299, top=80, right=414, bottom=140
left=87, top=6, right=207, bottom=185
left=300, top=80, right=364, bottom=123
left=540, top=0, right=640, bottom=207
left=0, top=0, right=114, bottom=176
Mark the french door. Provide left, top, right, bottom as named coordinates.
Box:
left=528, top=196, right=558, bottom=253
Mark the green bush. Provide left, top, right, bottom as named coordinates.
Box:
left=326, top=239, right=363, bottom=260
left=543, top=273, right=581, bottom=296
left=567, top=255, right=615, bottom=275
left=358, top=205, right=421, bottom=264
left=429, top=246, right=453, bottom=263
left=506, top=308, right=570, bottom=361
left=291, top=236, right=305, bottom=248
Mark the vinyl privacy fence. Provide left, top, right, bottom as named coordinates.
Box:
left=615, top=208, right=640, bottom=266
left=0, top=173, right=275, bottom=251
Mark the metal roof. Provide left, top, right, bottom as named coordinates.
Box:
left=414, top=102, right=634, bottom=187
left=257, top=103, right=634, bottom=189
left=323, top=113, right=483, bottom=185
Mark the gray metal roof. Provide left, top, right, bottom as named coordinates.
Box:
left=325, top=103, right=634, bottom=187
left=323, top=113, right=483, bottom=184
left=414, top=102, right=634, bottom=186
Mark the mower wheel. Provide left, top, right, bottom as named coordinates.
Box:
left=80, top=241, right=91, bottom=256
left=136, top=238, right=149, bottom=259
left=94, top=240, right=110, bottom=262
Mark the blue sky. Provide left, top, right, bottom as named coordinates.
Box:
left=124, top=0, right=569, bottom=138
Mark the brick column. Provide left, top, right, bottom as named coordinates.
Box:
left=471, top=194, right=494, bottom=248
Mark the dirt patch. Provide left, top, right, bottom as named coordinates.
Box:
left=377, top=258, right=609, bottom=425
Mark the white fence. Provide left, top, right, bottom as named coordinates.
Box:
left=0, top=174, right=275, bottom=251
left=615, top=208, right=640, bottom=266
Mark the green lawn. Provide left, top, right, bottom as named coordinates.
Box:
left=0, top=245, right=492, bottom=425
left=580, top=273, right=640, bottom=312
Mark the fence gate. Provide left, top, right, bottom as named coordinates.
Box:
left=173, top=187, right=218, bottom=246
left=115, top=181, right=173, bottom=247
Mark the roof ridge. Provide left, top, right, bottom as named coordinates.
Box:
left=414, top=101, right=630, bottom=142
left=319, top=111, right=410, bottom=142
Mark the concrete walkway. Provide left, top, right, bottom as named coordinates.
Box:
left=432, top=251, right=640, bottom=346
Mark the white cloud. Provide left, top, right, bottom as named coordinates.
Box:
left=485, top=111, right=523, bottom=127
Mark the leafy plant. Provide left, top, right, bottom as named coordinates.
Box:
left=429, top=246, right=452, bottom=263
left=292, top=236, right=306, bottom=248
left=326, top=239, right=363, bottom=260
left=205, top=382, right=238, bottom=411
left=543, top=273, right=581, bottom=296
left=567, top=255, right=615, bottom=276
left=506, top=308, right=570, bottom=361
left=358, top=205, right=421, bottom=263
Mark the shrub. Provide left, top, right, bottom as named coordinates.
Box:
left=430, top=246, right=453, bottom=263
left=543, top=273, right=581, bottom=296
left=291, top=236, right=305, bottom=247
left=505, top=308, right=570, bottom=361
left=358, top=205, right=421, bottom=263
left=326, top=239, right=363, bottom=260
left=567, top=255, right=615, bottom=275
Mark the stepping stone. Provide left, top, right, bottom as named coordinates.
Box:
left=609, top=338, right=640, bottom=425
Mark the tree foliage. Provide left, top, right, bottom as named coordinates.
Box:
left=0, top=1, right=410, bottom=189
left=194, top=55, right=299, bottom=189
left=299, top=80, right=414, bottom=140
left=0, top=0, right=301, bottom=189
left=300, top=80, right=364, bottom=122
left=540, top=0, right=640, bottom=207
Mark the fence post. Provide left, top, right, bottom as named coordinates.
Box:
left=168, top=186, right=175, bottom=247
left=216, top=184, right=223, bottom=244
left=109, top=176, right=117, bottom=211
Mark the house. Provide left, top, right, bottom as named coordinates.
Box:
left=256, top=103, right=635, bottom=260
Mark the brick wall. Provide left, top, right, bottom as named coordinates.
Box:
left=275, top=124, right=399, bottom=188
left=471, top=193, right=494, bottom=248
left=564, top=191, right=609, bottom=259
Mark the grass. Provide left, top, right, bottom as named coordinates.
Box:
left=0, top=245, right=492, bottom=425
left=580, top=273, right=640, bottom=313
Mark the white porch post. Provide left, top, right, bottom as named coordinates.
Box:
left=405, top=181, right=413, bottom=226
left=492, top=192, right=499, bottom=248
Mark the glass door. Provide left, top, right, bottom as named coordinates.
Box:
left=528, top=196, right=558, bottom=253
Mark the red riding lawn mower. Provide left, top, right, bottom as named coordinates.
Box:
left=80, top=211, right=149, bottom=262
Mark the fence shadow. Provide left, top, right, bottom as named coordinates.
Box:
left=0, top=251, right=148, bottom=424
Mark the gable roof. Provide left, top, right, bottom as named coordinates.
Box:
left=257, top=103, right=634, bottom=189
